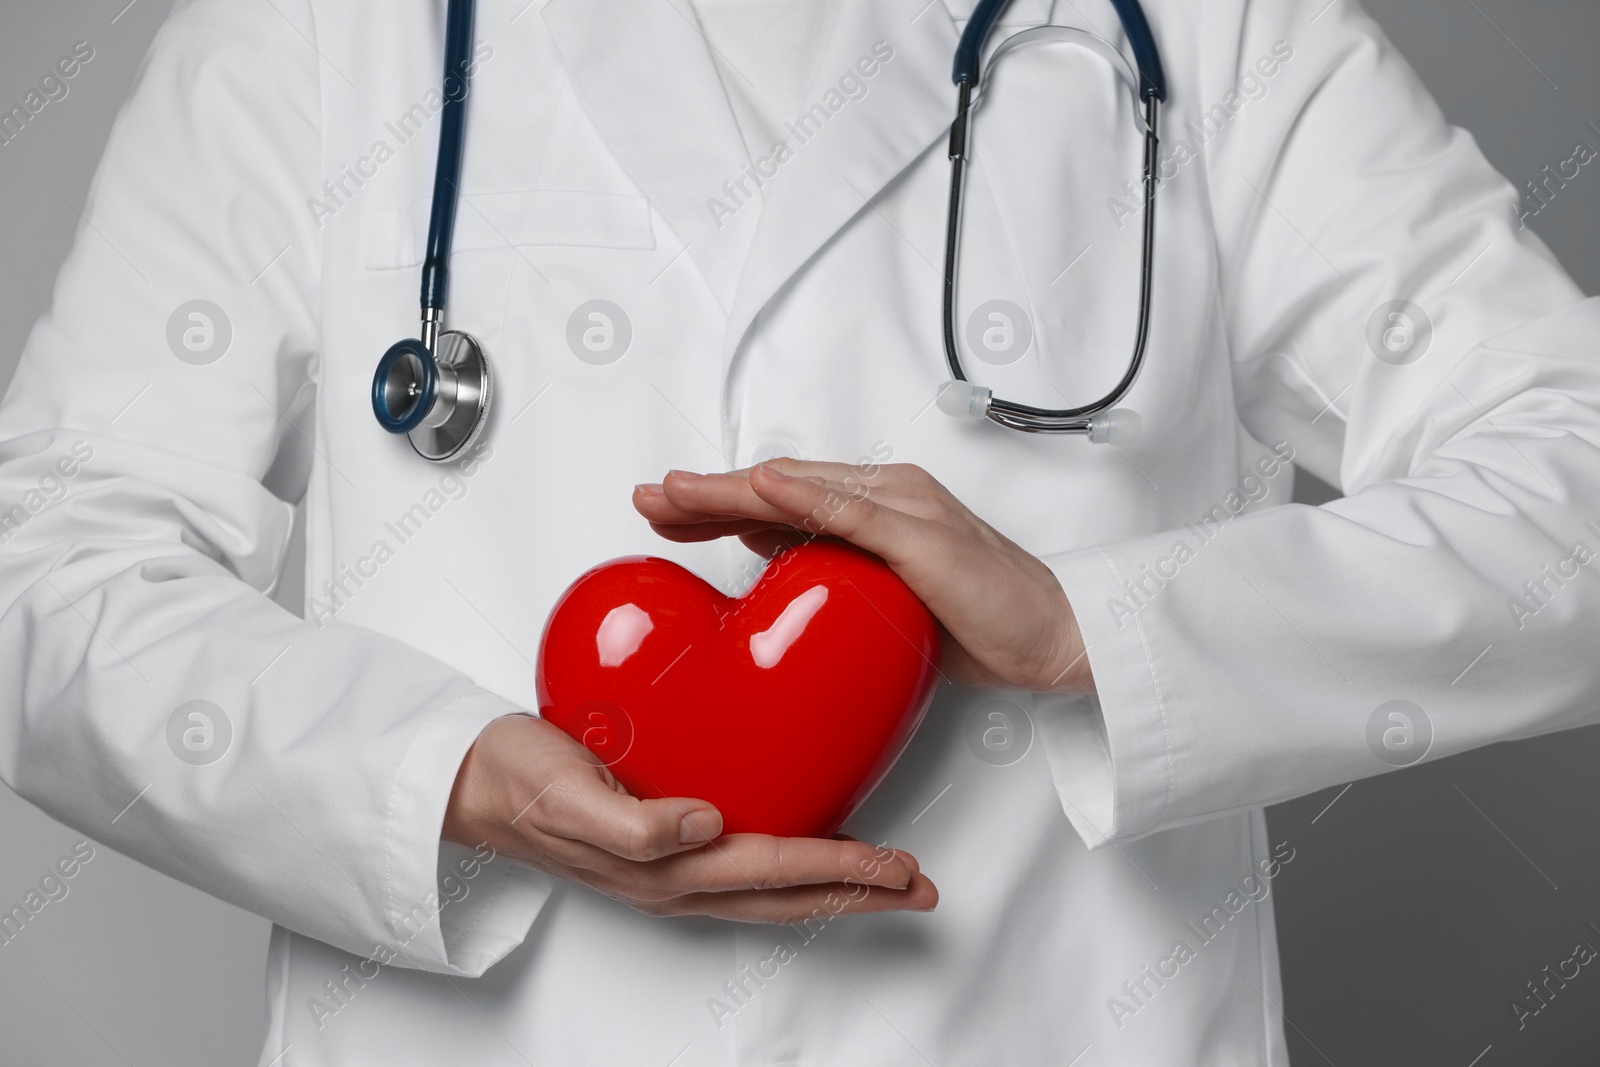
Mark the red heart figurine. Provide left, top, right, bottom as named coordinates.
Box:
left=536, top=540, right=941, bottom=838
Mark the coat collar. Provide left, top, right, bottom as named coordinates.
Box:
left=541, top=0, right=761, bottom=307
left=717, top=0, right=959, bottom=363
left=719, top=0, right=1057, bottom=364
left=541, top=0, right=1056, bottom=354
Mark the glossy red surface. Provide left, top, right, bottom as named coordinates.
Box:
left=536, top=540, right=941, bottom=838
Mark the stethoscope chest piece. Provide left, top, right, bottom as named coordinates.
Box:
left=372, top=330, right=492, bottom=462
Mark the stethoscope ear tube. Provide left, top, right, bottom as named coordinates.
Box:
left=954, top=0, right=1166, bottom=102
left=420, top=0, right=475, bottom=315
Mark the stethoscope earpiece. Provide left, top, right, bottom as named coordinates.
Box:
left=937, top=380, right=1141, bottom=444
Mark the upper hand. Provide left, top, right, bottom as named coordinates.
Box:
left=632, top=459, right=1093, bottom=694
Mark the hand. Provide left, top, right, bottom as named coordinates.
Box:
left=442, top=715, right=938, bottom=922
left=632, top=460, right=1093, bottom=694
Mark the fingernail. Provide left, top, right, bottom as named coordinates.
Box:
left=757, top=463, right=791, bottom=480
left=666, top=469, right=703, bottom=481
left=634, top=483, right=663, bottom=496
left=679, top=809, right=722, bottom=843
left=913, top=905, right=937, bottom=913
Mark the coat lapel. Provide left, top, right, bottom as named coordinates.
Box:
left=719, top=0, right=1056, bottom=365
left=718, top=0, right=958, bottom=364
left=541, top=0, right=759, bottom=309
left=540, top=0, right=1058, bottom=352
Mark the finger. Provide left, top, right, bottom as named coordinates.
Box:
left=647, top=470, right=798, bottom=525
left=754, top=457, right=892, bottom=486
left=632, top=480, right=758, bottom=526
left=737, top=528, right=812, bottom=559
left=527, top=768, right=724, bottom=863
left=745, top=464, right=926, bottom=564
left=812, top=839, right=922, bottom=880
left=640, top=466, right=922, bottom=528
left=667, top=872, right=939, bottom=923
left=639, top=834, right=918, bottom=894
left=644, top=517, right=788, bottom=542
left=649, top=468, right=859, bottom=526
left=655, top=459, right=883, bottom=488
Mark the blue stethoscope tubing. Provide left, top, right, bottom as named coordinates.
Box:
left=371, top=0, right=493, bottom=461
left=942, top=0, right=1166, bottom=437
left=371, top=0, right=1167, bottom=458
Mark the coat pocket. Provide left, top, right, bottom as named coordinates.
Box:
left=360, top=189, right=655, bottom=270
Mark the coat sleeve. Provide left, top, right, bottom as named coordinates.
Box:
left=0, top=0, right=550, bottom=974
left=1040, top=0, right=1600, bottom=847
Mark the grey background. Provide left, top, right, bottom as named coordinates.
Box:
left=0, top=0, right=1596, bottom=1063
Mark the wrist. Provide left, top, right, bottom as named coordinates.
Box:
left=442, top=712, right=536, bottom=848
left=1040, top=575, right=1096, bottom=695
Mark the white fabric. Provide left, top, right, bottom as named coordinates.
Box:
left=0, top=0, right=1597, bottom=1063
left=690, top=0, right=845, bottom=169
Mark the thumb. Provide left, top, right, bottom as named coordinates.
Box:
left=530, top=758, right=725, bottom=862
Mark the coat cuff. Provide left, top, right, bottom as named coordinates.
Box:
left=381, top=695, right=553, bottom=976
left=1038, top=545, right=1176, bottom=848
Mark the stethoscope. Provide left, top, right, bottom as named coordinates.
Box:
left=371, top=0, right=1165, bottom=460
left=939, top=0, right=1166, bottom=440
left=370, top=0, right=491, bottom=461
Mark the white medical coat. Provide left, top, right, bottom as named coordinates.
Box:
left=2, top=0, right=1597, bottom=1063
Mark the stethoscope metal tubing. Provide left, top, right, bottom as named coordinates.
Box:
left=941, top=80, right=974, bottom=387
left=941, top=94, right=1161, bottom=434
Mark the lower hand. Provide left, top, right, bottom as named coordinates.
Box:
left=443, top=715, right=938, bottom=922
left=632, top=459, right=1093, bottom=693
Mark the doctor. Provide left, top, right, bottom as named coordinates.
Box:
left=1, top=0, right=1597, bottom=1063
